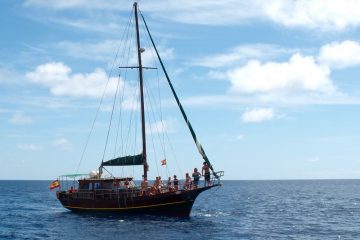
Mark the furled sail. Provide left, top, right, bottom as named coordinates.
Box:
left=101, top=154, right=143, bottom=166
left=140, top=13, right=218, bottom=178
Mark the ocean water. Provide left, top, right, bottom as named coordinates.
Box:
left=0, top=180, right=359, bottom=239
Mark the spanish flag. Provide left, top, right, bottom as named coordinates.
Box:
left=50, top=179, right=60, bottom=190
left=161, top=159, right=166, bottom=166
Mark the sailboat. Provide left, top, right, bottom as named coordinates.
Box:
left=55, top=2, right=223, bottom=217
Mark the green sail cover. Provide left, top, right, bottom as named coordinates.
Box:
left=102, top=154, right=143, bottom=166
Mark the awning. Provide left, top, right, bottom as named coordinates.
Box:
left=101, top=153, right=143, bottom=166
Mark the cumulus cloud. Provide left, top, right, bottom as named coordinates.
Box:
left=26, top=62, right=121, bottom=98
left=263, top=0, right=360, bottom=31
left=227, top=54, right=335, bottom=94
left=9, top=113, right=33, bottom=125
left=241, top=108, right=276, bottom=123
left=18, top=144, right=43, bottom=150
left=318, top=40, right=360, bottom=69
left=191, top=40, right=360, bottom=106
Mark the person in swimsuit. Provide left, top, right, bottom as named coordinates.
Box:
left=140, top=176, right=148, bottom=196
left=166, top=177, right=172, bottom=191
left=184, top=173, right=191, bottom=190
left=192, top=168, right=201, bottom=188
left=202, top=162, right=211, bottom=186
left=173, top=175, right=179, bottom=191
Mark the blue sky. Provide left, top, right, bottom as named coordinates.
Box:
left=1, top=0, right=360, bottom=180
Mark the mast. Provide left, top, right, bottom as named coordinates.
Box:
left=134, top=2, right=148, bottom=179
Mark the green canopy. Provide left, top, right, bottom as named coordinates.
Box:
left=102, top=154, right=143, bottom=167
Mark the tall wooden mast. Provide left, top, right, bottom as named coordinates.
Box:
left=134, top=2, right=148, bottom=179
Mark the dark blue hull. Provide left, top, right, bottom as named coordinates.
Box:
left=57, top=185, right=218, bottom=217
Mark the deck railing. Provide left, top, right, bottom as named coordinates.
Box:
left=59, top=177, right=222, bottom=201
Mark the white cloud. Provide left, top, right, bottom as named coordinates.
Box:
left=241, top=108, right=275, bottom=123
left=192, top=44, right=293, bottom=68
left=188, top=40, right=360, bottom=106
left=138, top=47, right=174, bottom=67
left=318, top=40, right=360, bottom=69
left=23, top=0, right=360, bottom=31
left=52, top=137, right=72, bottom=150
left=9, top=113, right=33, bottom=125
left=148, top=0, right=360, bottom=31
left=26, top=62, right=121, bottom=98
left=227, top=54, right=335, bottom=94
left=147, top=118, right=178, bottom=134
left=56, top=40, right=122, bottom=61
left=264, top=0, right=360, bottom=31
left=18, top=144, right=43, bottom=151
left=65, top=19, right=120, bottom=32
left=23, top=0, right=120, bottom=10
left=54, top=40, right=174, bottom=66
left=183, top=91, right=360, bottom=106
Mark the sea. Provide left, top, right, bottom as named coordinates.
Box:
left=0, top=180, right=359, bottom=239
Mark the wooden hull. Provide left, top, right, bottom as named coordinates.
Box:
left=57, top=185, right=217, bottom=217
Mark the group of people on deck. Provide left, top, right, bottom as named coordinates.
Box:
left=140, top=162, right=212, bottom=196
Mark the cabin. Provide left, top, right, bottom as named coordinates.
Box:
left=78, top=177, right=135, bottom=191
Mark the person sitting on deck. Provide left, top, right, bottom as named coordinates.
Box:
left=184, top=173, right=191, bottom=190
left=69, top=186, right=75, bottom=193
left=153, top=177, right=159, bottom=188
left=192, top=168, right=201, bottom=189
left=153, top=177, right=162, bottom=194
left=113, top=179, right=120, bottom=188
left=173, top=175, right=179, bottom=191
left=124, top=178, right=131, bottom=189
left=158, top=176, right=163, bottom=193
left=149, top=186, right=157, bottom=196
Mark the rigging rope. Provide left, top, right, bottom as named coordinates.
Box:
left=140, top=21, right=168, bottom=159
left=75, top=8, right=134, bottom=176
left=140, top=10, right=218, bottom=178
left=113, top=12, right=134, bottom=159
left=139, top=20, right=184, bottom=177
left=143, top=77, right=161, bottom=177
left=100, top=74, right=122, bottom=170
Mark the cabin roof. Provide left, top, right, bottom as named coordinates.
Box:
left=59, top=174, right=88, bottom=178
left=78, top=177, right=133, bottom=183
